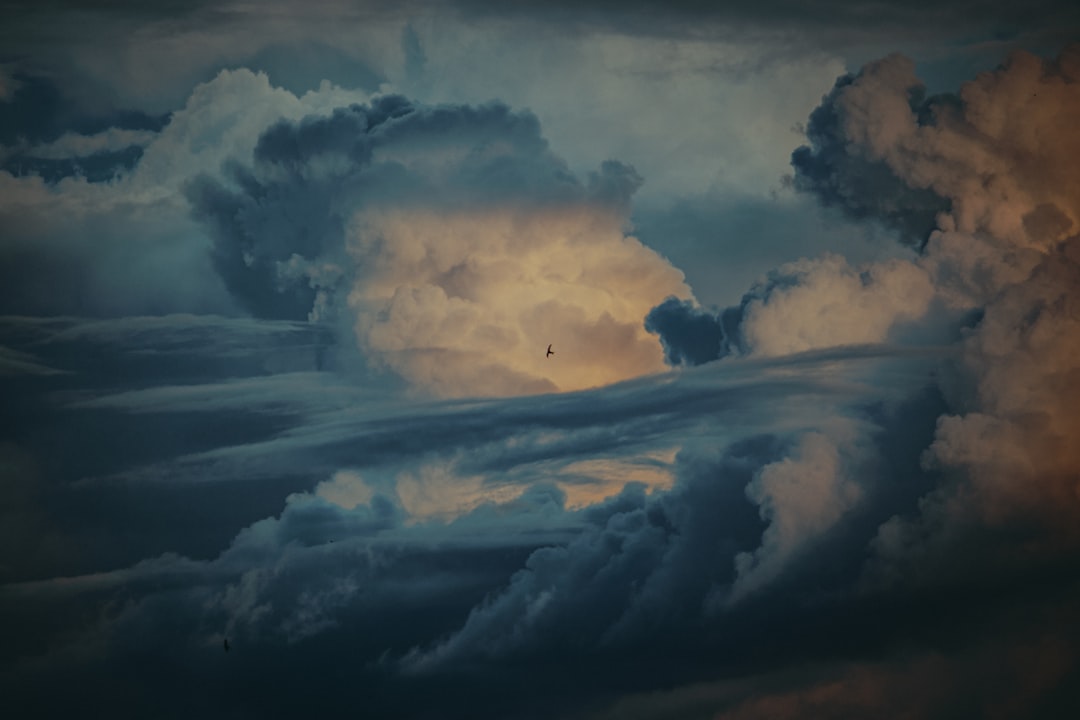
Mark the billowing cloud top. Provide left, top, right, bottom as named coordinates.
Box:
left=187, top=92, right=692, bottom=396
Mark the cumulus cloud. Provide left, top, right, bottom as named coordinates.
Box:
left=648, top=253, right=935, bottom=364
left=730, top=428, right=863, bottom=602
left=793, top=47, right=1080, bottom=578
left=645, top=297, right=729, bottom=366
left=789, top=66, right=951, bottom=247
left=736, top=255, right=935, bottom=356
left=187, top=91, right=691, bottom=395
left=632, top=43, right=1080, bottom=714
left=0, top=69, right=369, bottom=317
left=796, top=46, right=1080, bottom=252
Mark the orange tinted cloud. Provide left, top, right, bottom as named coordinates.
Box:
left=348, top=206, right=692, bottom=397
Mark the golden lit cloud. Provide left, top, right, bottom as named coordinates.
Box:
left=348, top=206, right=692, bottom=397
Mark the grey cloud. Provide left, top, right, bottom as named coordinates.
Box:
left=644, top=297, right=731, bottom=366
left=2, top=309, right=1070, bottom=720
left=2, top=314, right=334, bottom=382
left=185, top=93, right=605, bottom=321
left=788, top=70, right=951, bottom=247
left=400, top=384, right=950, bottom=673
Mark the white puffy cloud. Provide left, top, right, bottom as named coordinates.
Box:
left=348, top=206, right=691, bottom=396
left=739, top=254, right=935, bottom=356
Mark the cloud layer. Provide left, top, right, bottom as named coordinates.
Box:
left=3, top=18, right=1080, bottom=720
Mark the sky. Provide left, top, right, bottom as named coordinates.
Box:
left=2, top=1, right=1079, bottom=718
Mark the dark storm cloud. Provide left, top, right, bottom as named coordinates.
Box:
left=645, top=296, right=731, bottom=366
left=3, top=17, right=1080, bottom=719
left=185, top=94, right=593, bottom=320
left=0, top=70, right=169, bottom=147
left=401, top=439, right=772, bottom=672
left=1, top=314, right=334, bottom=381
left=399, top=382, right=954, bottom=672
left=2, top=301, right=1073, bottom=720
left=0, top=537, right=544, bottom=719
left=449, top=0, right=1080, bottom=42
left=0, top=315, right=341, bottom=581
left=646, top=254, right=941, bottom=368
left=0, top=356, right=950, bottom=720
left=788, top=70, right=952, bottom=247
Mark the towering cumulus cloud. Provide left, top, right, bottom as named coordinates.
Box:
left=649, top=45, right=1080, bottom=578
left=796, top=46, right=1080, bottom=567
left=189, top=95, right=691, bottom=396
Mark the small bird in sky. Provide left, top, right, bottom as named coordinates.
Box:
left=546, top=344, right=554, bottom=358
left=223, top=638, right=230, bottom=653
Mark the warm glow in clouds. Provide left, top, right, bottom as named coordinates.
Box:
left=557, top=448, right=678, bottom=509
left=394, top=464, right=526, bottom=523
left=348, top=207, right=692, bottom=397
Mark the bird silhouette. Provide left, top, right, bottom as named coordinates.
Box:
left=546, top=344, right=554, bottom=358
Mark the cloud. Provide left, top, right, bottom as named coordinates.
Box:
left=645, top=297, right=728, bottom=366
left=648, top=254, right=936, bottom=365
left=788, top=62, right=952, bottom=247
left=730, top=427, right=864, bottom=602
left=349, top=203, right=689, bottom=396
left=6, top=24, right=1080, bottom=720
left=186, top=90, right=692, bottom=396
left=795, top=46, right=1080, bottom=255
left=399, top=397, right=909, bottom=672
left=78, top=344, right=915, bottom=492
left=788, top=47, right=1080, bottom=582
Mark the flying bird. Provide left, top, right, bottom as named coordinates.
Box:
left=546, top=344, right=554, bottom=358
